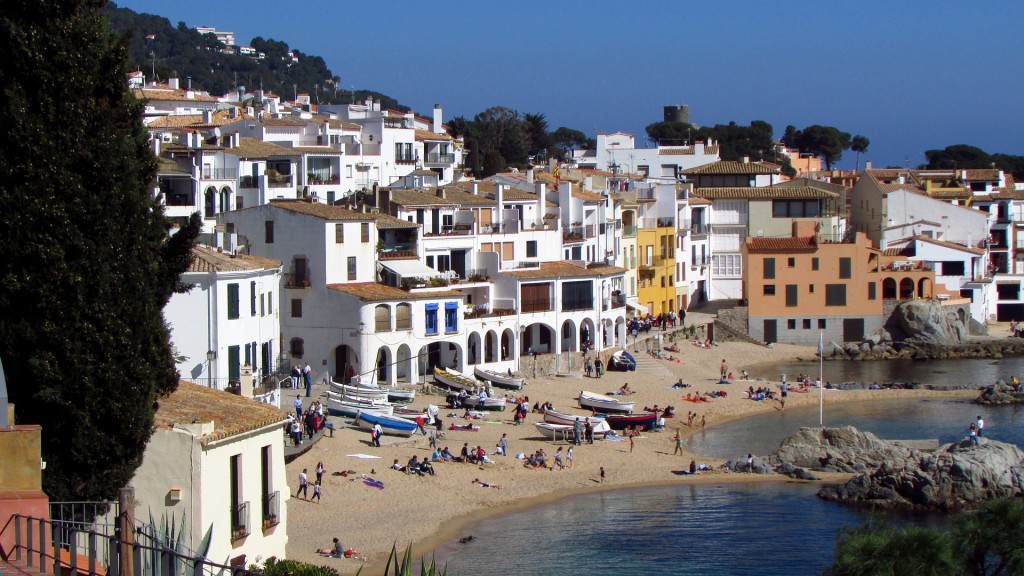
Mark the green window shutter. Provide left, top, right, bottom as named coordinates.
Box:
left=227, top=283, right=239, bottom=319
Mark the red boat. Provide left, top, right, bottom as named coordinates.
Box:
left=604, top=412, right=657, bottom=431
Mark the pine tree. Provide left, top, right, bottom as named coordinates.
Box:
left=0, top=0, right=198, bottom=507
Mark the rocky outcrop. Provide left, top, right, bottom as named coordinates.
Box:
left=975, top=386, right=1024, bottom=405
left=765, top=426, right=1024, bottom=510
left=892, top=299, right=967, bottom=345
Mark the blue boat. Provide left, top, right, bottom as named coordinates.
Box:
left=608, top=350, right=636, bottom=371
left=355, top=411, right=419, bottom=437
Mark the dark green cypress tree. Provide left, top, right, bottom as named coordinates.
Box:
left=0, top=0, right=199, bottom=506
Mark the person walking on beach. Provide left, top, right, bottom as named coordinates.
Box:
left=585, top=418, right=594, bottom=444
left=567, top=446, right=574, bottom=468
left=585, top=356, right=594, bottom=378
left=554, top=447, right=565, bottom=470
left=720, top=359, right=729, bottom=383
left=627, top=426, right=635, bottom=453
left=573, top=417, right=582, bottom=446
left=429, top=427, right=437, bottom=450
left=673, top=428, right=683, bottom=456
left=595, top=358, right=603, bottom=378
left=372, top=423, right=383, bottom=447
left=294, top=395, right=303, bottom=419
left=499, top=433, right=508, bottom=456
left=599, top=466, right=606, bottom=483
left=701, top=415, right=706, bottom=429
left=316, top=461, right=325, bottom=484
left=297, top=468, right=309, bottom=499
left=976, top=415, right=985, bottom=437
left=312, top=479, right=321, bottom=503
left=746, top=453, right=754, bottom=472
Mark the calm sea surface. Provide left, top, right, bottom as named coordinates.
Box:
left=431, top=362, right=1024, bottom=576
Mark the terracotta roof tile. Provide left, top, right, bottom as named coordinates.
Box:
left=258, top=116, right=308, bottom=127
left=414, top=129, right=452, bottom=142
left=155, top=381, right=288, bottom=446
left=682, top=160, right=780, bottom=175
left=157, top=157, right=191, bottom=175
left=502, top=261, right=626, bottom=280
left=694, top=186, right=838, bottom=200
left=225, top=138, right=298, bottom=159
left=328, top=282, right=465, bottom=302
left=437, top=186, right=496, bottom=206
left=914, top=235, right=985, bottom=255
left=187, top=245, right=281, bottom=273
left=572, top=190, right=605, bottom=202
left=289, top=146, right=343, bottom=155
left=745, top=237, right=817, bottom=252
left=386, top=188, right=455, bottom=207
left=134, top=87, right=218, bottom=103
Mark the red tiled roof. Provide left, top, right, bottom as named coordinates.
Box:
left=187, top=245, right=281, bottom=273
left=502, top=261, right=626, bottom=280
left=155, top=381, right=287, bottom=446
left=328, top=283, right=465, bottom=302
left=682, top=160, right=780, bottom=175
left=694, top=186, right=838, bottom=200
left=745, top=237, right=817, bottom=252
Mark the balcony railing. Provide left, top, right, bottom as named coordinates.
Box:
left=268, top=173, right=292, bottom=188
left=240, top=175, right=258, bottom=188
left=262, top=491, right=280, bottom=530
left=231, top=501, right=250, bottom=541
left=284, top=271, right=312, bottom=289
left=203, top=167, right=237, bottom=180
left=426, top=153, right=455, bottom=164
left=623, top=225, right=637, bottom=237
left=603, top=293, right=626, bottom=311
left=378, top=249, right=418, bottom=260
left=479, top=222, right=519, bottom=234
left=691, top=223, right=711, bottom=235
left=563, top=226, right=585, bottom=243
left=395, top=156, right=417, bottom=165
left=306, top=175, right=340, bottom=185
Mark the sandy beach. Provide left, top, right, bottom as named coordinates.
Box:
left=282, top=336, right=977, bottom=573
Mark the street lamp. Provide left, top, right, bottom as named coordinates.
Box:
left=206, top=350, right=216, bottom=388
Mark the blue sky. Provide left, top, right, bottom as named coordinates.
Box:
left=116, top=0, right=1024, bottom=170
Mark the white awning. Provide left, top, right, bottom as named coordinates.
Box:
left=626, top=298, right=648, bottom=315
left=381, top=260, right=440, bottom=279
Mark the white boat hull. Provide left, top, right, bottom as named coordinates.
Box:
left=433, top=368, right=476, bottom=392
left=329, top=381, right=389, bottom=401
left=542, top=409, right=611, bottom=438
left=474, top=366, right=525, bottom=390
left=578, top=390, right=634, bottom=414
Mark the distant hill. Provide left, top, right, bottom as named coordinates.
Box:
left=103, top=2, right=409, bottom=111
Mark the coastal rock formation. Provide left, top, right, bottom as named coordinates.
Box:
left=892, top=299, right=966, bottom=345
left=818, top=438, right=1024, bottom=510
left=975, top=386, right=1024, bottom=405
left=766, top=426, right=914, bottom=474
left=767, top=426, right=1024, bottom=510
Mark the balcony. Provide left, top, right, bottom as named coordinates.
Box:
left=378, top=248, right=419, bottom=260
left=306, top=175, right=340, bottom=185
left=479, top=221, right=519, bottom=234
left=395, top=156, right=417, bottom=165
left=231, top=501, right=250, bottom=541
left=690, top=223, right=711, bottom=236
left=203, top=167, right=237, bottom=180
left=240, top=175, right=258, bottom=189
left=562, top=300, right=594, bottom=312
left=563, top=225, right=585, bottom=243
left=465, top=306, right=516, bottom=320
left=267, top=172, right=292, bottom=188
left=623, top=225, right=637, bottom=237
left=284, top=271, right=312, bottom=289
left=603, top=293, right=626, bottom=311
left=426, top=153, right=455, bottom=164
left=262, top=491, right=280, bottom=531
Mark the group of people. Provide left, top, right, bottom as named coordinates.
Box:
left=685, top=411, right=706, bottom=428
left=968, top=415, right=986, bottom=447
left=584, top=354, right=604, bottom=378
left=745, top=386, right=778, bottom=402
left=392, top=455, right=436, bottom=476
left=628, top=310, right=684, bottom=335
left=290, top=363, right=313, bottom=396
left=295, top=465, right=323, bottom=502
left=287, top=397, right=328, bottom=446
left=524, top=447, right=572, bottom=469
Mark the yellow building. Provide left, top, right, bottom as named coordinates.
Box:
left=637, top=224, right=677, bottom=315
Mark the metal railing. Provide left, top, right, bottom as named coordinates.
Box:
left=262, top=492, right=280, bottom=530
left=426, top=153, right=455, bottom=164
left=2, top=513, right=264, bottom=576
left=239, top=175, right=258, bottom=188
left=284, top=271, right=312, bottom=289
left=623, top=225, right=637, bottom=237
left=202, top=168, right=237, bottom=180
left=230, top=501, right=250, bottom=542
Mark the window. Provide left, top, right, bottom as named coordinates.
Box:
left=267, top=291, right=273, bottom=314
left=228, top=345, right=240, bottom=381
left=763, top=258, right=776, bottom=279
left=361, top=223, right=370, bottom=243
left=786, top=284, right=798, bottom=307
left=260, top=293, right=265, bottom=317
left=335, top=223, right=344, bottom=243
left=396, top=303, right=412, bottom=330
left=250, top=281, right=257, bottom=316
left=787, top=319, right=796, bottom=329
left=291, top=298, right=302, bottom=318
left=227, top=283, right=239, bottom=319
left=868, top=282, right=877, bottom=300
left=712, top=254, right=742, bottom=277
left=265, top=220, right=274, bottom=243
left=347, top=257, right=356, bottom=281
left=290, top=338, right=304, bottom=358
left=526, top=241, right=538, bottom=258
left=941, top=261, right=965, bottom=276
left=444, top=302, right=458, bottom=333
left=772, top=199, right=821, bottom=218
left=809, top=284, right=815, bottom=293
left=561, top=281, right=594, bottom=311
left=803, top=319, right=811, bottom=329
left=812, top=257, right=819, bottom=271
left=818, top=319, right=827, bottom=329
left=763, top=285, right=776, bottom=296
left=839, top=257, right=852, bottom=279
left=825, top=284, right=847, bottom=306
left=787, top=257, right=795, bottom=268
left=425, top=303, right=438, bottom=335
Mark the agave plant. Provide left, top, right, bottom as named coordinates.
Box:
left=145, top=511, right=213, bottom=576
left=356, top=542, right=446, bottom=576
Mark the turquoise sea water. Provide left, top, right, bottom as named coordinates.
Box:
left=432, top=394, right=1024, bottom=576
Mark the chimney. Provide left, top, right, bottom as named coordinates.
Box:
left=471, top=182, right=479, bottom=196
left=526, top=168, right=534, bottom=184
left=433, top=104, right=443, bottom=133
left=152, top=137, right=161, bottom=156
left=229, top=106, right=238, bottom=119
left=202, top=109, right=212, bottom=124
left=436, top=189, right=445, bottom=199
left=584, top=175, right=593, bottom=191
left=865, top=161, right=872, bottom=171
left=168, top=77, right=180, bottom=90
left=373, top=99, right=380, bottom=112
left=741, top=156, right=750, bottom=164
left=187, top=76, right=192, bottom=90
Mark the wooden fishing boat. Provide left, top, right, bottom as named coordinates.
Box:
left=460, top=395, right=507, bottom=411
left=542, top=409, right=611, bottom=438
left=433, top=367, right=477, bottom=392
left=604, top=412, right=658, bottom=431
left=354, top=412, right=418, bottom=437
left=533, top=422, right=573, bottom=440
left=474, top=366, right=526, bottom=390
left=351, top=380, right=417, bottom=403
left=578, top=390, right=634, bottom=414
left=328, top=381, right=389, bottom=401
left=324, top=391, right=394, bottom=418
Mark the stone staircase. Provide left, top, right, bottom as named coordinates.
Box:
left=629, top=348, right=675, bottom=382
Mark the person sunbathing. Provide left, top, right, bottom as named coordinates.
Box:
left=619, top=383, right=634, bottom=395
left=473, top=478, right=502, bottom=489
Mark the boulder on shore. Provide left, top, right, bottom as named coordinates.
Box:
left=766, top=426, right=1024, bottom=510
left=892, top=299, right=966, bottom=345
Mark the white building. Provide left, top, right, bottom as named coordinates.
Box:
left=572, top=132, right=720, bottom=182
left=102, top=382, right=289, bottom=571
left=165, top=245, right=282, bottom=390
